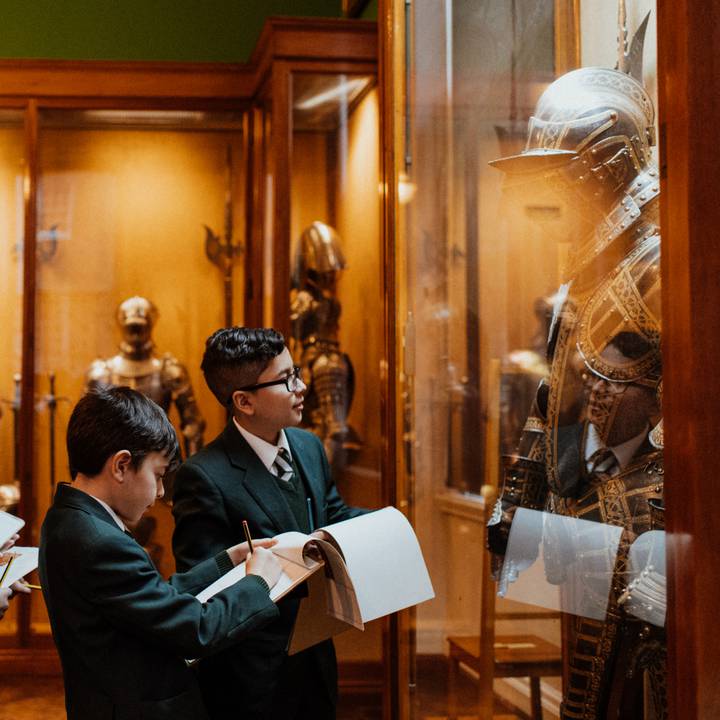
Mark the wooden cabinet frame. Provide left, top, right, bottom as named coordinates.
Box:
left=244, top=21, right=377, bottom=336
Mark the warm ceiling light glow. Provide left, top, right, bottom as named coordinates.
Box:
left=398, top=172, right=417, bottom=204
left=82, top=110, right=207, bottom=124
left=295, top=78, right=369, bottom=110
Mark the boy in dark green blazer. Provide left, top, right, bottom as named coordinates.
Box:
left=172, top=327, right=368, bottom=720
left=40, top=386, right=283, bottom=720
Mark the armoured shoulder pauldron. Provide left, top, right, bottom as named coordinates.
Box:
left=577, top=232, right=661, bottom=383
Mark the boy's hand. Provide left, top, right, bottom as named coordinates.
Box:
left=246, top=547, right=282, bottom=590
left=0, top=587, right=12, bottom=619
left=11, top=580, right=31, bottom=595
left=227, top=538, right=277, bottom=567
left=0, top=534, right=19, bottom=553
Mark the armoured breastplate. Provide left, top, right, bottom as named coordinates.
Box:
left=545, top=217, right=661, bottom=503
left=87, top=355, right=172, bottom=411
left=301, top=339, right=351, bottom=434
left=293, top=292, right=341, bottom=342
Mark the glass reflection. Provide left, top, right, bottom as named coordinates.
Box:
left=500, top=508, right=624, bottom=622
left=488, top=61, right=664, bottom=718
left=400, top=0, right=664, bottom=718
left=33, top=109, right=245, bottom=634
left=288, top=71, right=383, bottom=715
left=0, top=110, right=25, bottom=640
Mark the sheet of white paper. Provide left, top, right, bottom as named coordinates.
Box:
left=500, top=508, right=624, bottom=621
left=195, top=562, right=247, bottom=604
left=0, top=511, right=24, bottom=548
left=271, top=554, right=320, bottom=601
left=322, top=507, right=434, bottom=623
left=195, top=544, right=321, bottom=605
left=0, top=546, right=38, bottom=587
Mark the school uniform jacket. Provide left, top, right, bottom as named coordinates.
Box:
left=172, top=423, right=367, bottom=720
left=39, top=483, right=279, bottom=720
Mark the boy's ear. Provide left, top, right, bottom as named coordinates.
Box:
left=231, top=390, right=255, bottom=418
left=109, top=450, right=133, bottom=482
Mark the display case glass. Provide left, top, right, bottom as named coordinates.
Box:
left=0, top=109, right=26, bottom=643
left=28, top=108, right=246, bottom=635
left=395, top=1, right=665, bottom=718
left=286, top=68, right=385, bottom=704
left=0, top=21, right=383, bottom=694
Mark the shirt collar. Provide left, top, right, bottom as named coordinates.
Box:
left=80, top=491, right=127, bottom=532
left=585, top=422, right=649, bottom=471
left=233, top=417, right=291, bottom=473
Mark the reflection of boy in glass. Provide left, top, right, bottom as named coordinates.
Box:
left=583, top=377, right=658, bottom=478
left=172, top=327, right=368, bottom=720
left=575, top=333, right=661, bottom=489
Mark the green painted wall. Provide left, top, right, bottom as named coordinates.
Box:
left=360, top=0, right=377, bottom=20
left=0, top=0, right=346, bottom=63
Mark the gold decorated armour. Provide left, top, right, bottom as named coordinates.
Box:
left=488, top=64, right=666, bottom=720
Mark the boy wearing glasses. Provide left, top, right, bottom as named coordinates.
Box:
left=172, top=327, right=366, bottom=720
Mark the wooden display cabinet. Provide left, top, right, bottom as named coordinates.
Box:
left=0, top=22, right=389, bottom=719
left=244, top=19, right=388, bottom=709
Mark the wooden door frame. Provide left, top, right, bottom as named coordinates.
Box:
left=659, top=1, right=720, bottom=717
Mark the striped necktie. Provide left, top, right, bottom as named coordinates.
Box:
left=587, top=447, right=619, bottom=477
left=272, top=447, right=295, bottom=482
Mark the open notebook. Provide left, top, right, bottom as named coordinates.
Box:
left=0, top=510, right=36, bottom=589
left=0, top=510, right=24, bottom=548
left=196, top=506, right=434, bottom=653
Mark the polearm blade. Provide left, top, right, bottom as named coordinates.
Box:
left=41, top=372, right=70, bottom=503
left=11, top=373, right=20, bottom=482
left=48, top=372, right=57, bottom=502
left=204, top=144, right=243, bottom=328
left=0, top=374, right=22, bottom=512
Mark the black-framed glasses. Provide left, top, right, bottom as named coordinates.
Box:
left=237, top=365, right=303, bottom=393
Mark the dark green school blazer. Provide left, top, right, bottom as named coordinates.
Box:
left=39, top=483, right=279, bottom=720
left=172, top=423, right=367, bottom=720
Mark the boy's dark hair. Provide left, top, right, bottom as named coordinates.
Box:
left=67, top=386, right=180, bottom=480
left=201, top=327, right=285, bottom=407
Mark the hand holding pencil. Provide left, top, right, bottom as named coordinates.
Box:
left=0, top=555, right=31, bottom=621
left=0, top=533, right=19, bottom=553
left=242, top=521, right=282, bottom=591
left=0, top=554, right=15, bottom=587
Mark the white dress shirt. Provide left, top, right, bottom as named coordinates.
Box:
left=81, top=491, right=127, bottom=532
left=233, top=418, right=293, bottom=481
left=584, top=422, right=650, bottom=476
